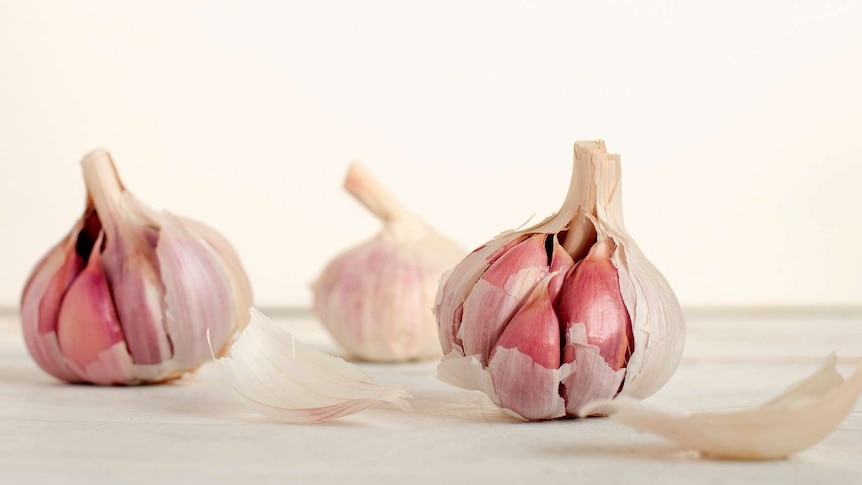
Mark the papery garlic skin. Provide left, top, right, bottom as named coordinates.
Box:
left=20, top=149, right=253, bottom=385
left=212, top=308, right=412, bottom=424
left=582, top=354, right=862, bottom=460
left=435, top=141, right=684, bottom=420
left=313, top=163, right=464, bottom=362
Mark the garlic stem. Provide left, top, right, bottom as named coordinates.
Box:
left=81, top=150, right=131, bottom=238
left=344, top=162, right=411, bottom=223
left=559, top=143, right=599, bottom=259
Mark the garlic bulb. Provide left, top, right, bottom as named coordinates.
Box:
left=435, top=141, right=685, bottom=420
left=313, top=162, right=465, bottom=362
left=212, top=308, right=412, bottom=424
left=20, top=149, right=253, bottom=385
left=582, top=354, right=862, bottom=460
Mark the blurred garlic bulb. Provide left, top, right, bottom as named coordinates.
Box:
left=435, top=141, right=684, bottom=420
left=20, top=149, right=253, bottom=385
left=313, top=163, right=465, bottom=362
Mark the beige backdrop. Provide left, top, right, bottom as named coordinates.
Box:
left=1, top=1, right=861, bottom=308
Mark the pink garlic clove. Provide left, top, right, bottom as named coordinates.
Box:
left=157, top=213, right=234, bottom=367
left=436, top=235, right=525, bottom=355
left=459, top=234, right=555, bottom=365
left=20, top=233, right=82, bottom=382
left=488, top=276, right=566, bottom=420
left=174, top=216, right=254, bottom=346
left=557, top=239, right=633, bottom=371
left=102, top=245, right=172, bottom=365
left=56, top=233, right=127, bottom=380
left=557, top=240, right=634, bottom=415
left=37, top=235, right=84, bottom=336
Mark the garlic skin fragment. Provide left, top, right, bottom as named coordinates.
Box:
left=20, top=149, right=253, bottom=385
left=435, top=141, right=685, bottom=420
left=581, top=354, right=862, bottom=460
left=313, top=162, right=465, bottom=362
left=212, top=308, right=412, bottom=424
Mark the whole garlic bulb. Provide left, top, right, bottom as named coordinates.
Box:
left=313, top=163, right=465, bottom=362
left=435, top=141, right=685, bottom=420
left=20, top=149, right=253, bottom=385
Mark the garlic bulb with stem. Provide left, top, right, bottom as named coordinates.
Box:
left=20, top=149, right=253, bottom=385
left=435, top=141, right=685, bottom=420
left=313, top=162, right=465, bottom=362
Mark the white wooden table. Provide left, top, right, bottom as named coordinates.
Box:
left=2, top=310, right=861, bottom=484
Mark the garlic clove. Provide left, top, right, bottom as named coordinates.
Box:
left=56, top=232, right=125, bottom=377
left=459, top=234, right=552, bottom=365
left=38, top=239, right=84, bottom=336
left=175, top=216, right=254, bottom=343
left=313, top=162, right=464, bottom=362
left=436, top=235, right=523, bottom=355
left=492, top=274, right=562, bottom=370
left=124, top=193, right=254, bottom=352
left=20, top=232, right=82, bottom=382
left=581, top=354, right=862, bottom=460
left=212, top=308, right=412, bottom=424
left=488, top=275, right=568, bottom=420
left=557, top=239, right=633, bottom=371
left=103, top=248, right=171, bottom=365
left=157, top=213, right=234, bottom=367
left=561, top=324, right=626, bottom=416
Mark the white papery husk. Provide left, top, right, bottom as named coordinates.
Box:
left=580, top=354, right=862, bottom=460
left=435, top=141, right=685, bottom=419
left=212, top=308, right=412, bottom=424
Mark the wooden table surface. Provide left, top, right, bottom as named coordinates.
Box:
left=2, top=310, right=861, bottom=484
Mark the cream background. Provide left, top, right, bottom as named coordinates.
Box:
left=1, top=1, right=861, bottom=308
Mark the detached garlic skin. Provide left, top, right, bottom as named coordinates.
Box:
left=313, top=163, right=465, bottom=362
left=212, top=308, right=412, bottom=424
left=435, top=141, right=685, bottom=420
left=582, top=354, right=862, bottom=460
left=20, top=149, right=253, bottom=385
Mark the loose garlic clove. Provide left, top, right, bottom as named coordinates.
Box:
left=212, top=308, right=412, bottom=424
left=313, top=162, right=465, bottom=362
left=20, top=149, right=253, bottom=385
left=582, top=354, right=862, bottom=460
left=435, top=141, right=685, bottom=420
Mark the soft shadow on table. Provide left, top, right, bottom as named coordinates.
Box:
left=406, top=390, right=522, bottom=424
left=539, top=442, right=705, bottom=462
left=539, top=442, right=817, bottom=464
left=0, top=363, right=65, bottom=386
left=160, top=391, right=375, bottom=428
